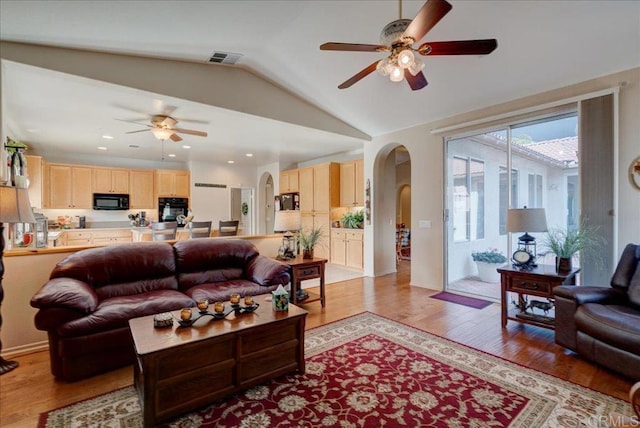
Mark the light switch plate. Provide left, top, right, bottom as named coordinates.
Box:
left=419, top=220, right=432, bottom=228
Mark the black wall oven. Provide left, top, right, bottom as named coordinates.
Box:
left=93, top=193, right=130, bottom=210
left=159, top=197, right=189, bottom=225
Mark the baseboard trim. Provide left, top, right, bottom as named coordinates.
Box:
left=1, top=341, right=49, bottom=358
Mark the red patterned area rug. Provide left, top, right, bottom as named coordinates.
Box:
left=39, top=312, right=630, bottom=427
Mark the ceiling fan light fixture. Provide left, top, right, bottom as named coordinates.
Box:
left=151, top=127, right=174, bottom=140
left=376, top=58, right=392, bottom=76
left=408, top=56, right=425, bottom=76
left=390, top=65, right=404, bottom=82
left=397, top=49, right=415, bottom=69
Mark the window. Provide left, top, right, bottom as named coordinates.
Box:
left=499, top=167, right=518, bottom=234
left=453, top=157, right=485, bottom=241
left=528, top=173, right=543, bottom=208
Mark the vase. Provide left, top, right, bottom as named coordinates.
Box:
left=303, top=248, right=314, bottom=259
left=475, top=262, right=501, bottom=283
left=556, top=257, right=572, bottom=273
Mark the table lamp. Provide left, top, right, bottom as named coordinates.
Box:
left=274, top=210, right=301, bottom=259
left=0, top=185, right=36, bottom=375
left=506, top=207, right=548, bottom=268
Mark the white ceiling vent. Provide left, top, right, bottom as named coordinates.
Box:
left=208, top=51, right=243, bottom=65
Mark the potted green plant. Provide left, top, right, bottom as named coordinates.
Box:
left=341, top=210, right=364, bottom=229
left=298, top=226, right=324, bottom=259
left=541, top=222, right=604, bottom=272
left=471, top=248, right=508, bottom=282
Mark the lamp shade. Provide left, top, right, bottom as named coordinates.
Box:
left=506, top=208, right=548, bottom=233
left=151, top=127, right=174, bottom=140
left=274, top=210, right=301, bottom=232
left=0, top=186, right=36, bottom=224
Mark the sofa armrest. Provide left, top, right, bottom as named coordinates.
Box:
left=553, top=285, right=627, bottom=351
left=30, top=278, right=99, bottom=314
left=247, top=255, right=291, bottom=286
left=553, top=285, right=627, bottom=305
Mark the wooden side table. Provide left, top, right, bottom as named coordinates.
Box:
left=498, top=264, right=580, bottom=330
left=285, top=256, right=327, bottom=307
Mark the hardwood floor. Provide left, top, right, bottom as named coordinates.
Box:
left=0, top=261, right=632, bottom=427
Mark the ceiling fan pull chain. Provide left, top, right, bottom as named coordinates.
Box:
left=398, top=0, right=402, bottom=19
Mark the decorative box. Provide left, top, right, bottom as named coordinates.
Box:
left=153, top=312, right=174, bottom=328
left=272, top=285, right=289, bottom=312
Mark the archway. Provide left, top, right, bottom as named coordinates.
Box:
left=258, top=172, right=274, bottom=234
left=371, top=143, right=412, bottom=276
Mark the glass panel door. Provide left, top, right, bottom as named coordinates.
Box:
left=445, top=113, right=579, bottom=301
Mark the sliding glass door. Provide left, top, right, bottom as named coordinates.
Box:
left=445, top=113, right=579, bottom=300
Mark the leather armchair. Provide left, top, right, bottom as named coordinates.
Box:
left=554, top=243, right=640, bottom=380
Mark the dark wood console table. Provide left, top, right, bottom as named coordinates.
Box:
left=498, top=264, right=580, bottom=330
left=285, top=256, right=327, bottom=307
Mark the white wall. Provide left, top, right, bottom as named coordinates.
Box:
left=188, top=161, right=256, bottom=227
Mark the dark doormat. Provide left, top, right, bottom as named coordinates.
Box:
left=430, top=292, right=493, bottom=309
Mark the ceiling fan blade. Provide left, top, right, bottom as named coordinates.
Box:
left=418, top=39, right=498, bottom=56
left=170, top=133, right=183, bottom=142
left=405, top=70, right=428, bottom=91
left=402, top=0, right=452, bottom=43
left=125, top=129, right=151, bottom=134
left=320, top=42, right=389, bottom=52
left=116, top=118, right=152, bottom=126
left=173, top=128, right=208, bottom=137
left=338, top=61, right=380, bottom=89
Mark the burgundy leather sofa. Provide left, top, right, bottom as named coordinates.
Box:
left=30, top=238, right=290, bottom=381
left=554, top=243, right=640, bottom=380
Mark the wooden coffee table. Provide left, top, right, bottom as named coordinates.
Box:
left=128, top=295, right=308, bottom=427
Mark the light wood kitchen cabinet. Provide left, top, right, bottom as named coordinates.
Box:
left=129, top=169, right=155, bottom=208
left=330, top=229, right=364, bottom=269
left=91, top=229, right=133, bottom=245
left=156, top=169, right=190, bottom=198
left=301, top=211, right=331, bottom=260
left=92, top=167, right=130, bottom=194
left=299, top=163, right=339, bottom=260
left=340, top=159, right=364, bottom=207
left=299, top=163, right=340, bottom=213
left=64, top=230, right=93, bottom=246
left=62, top=229, right=133, bottom=246
left=47, top=164, right=93, bottom=209
left=25, top=155, right=44, bottom=209
left=279, top=169, right=299, bottom=193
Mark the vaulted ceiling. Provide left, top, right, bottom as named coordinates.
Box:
left=1, top=1, right=638, bottom=166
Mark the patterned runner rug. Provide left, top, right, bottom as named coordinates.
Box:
left=39, top=312, right=630, bottom=427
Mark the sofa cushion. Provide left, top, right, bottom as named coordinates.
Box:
left=183, top=279, right=280, bottom=303
left=55, top=289, right=194, bottom=337
left=627, top=261, right=640, bottom=307
left=50, top=242, right=179, bottom=300
left=611, top=243, right=640, bottom=291
left=173, top=238, right=259, bottom=291
left=247, top=255, right=290, bottom=286
left=575, top=303, right=640, bottom=355
left=31, top=277, right=99, bottom=313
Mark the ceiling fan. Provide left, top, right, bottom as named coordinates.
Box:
left=121, top=115, right=208, bottom=142
left=320, top=0, right=497, bottom=90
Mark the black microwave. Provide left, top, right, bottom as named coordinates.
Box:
left=93, top=193, right=130, bottom=210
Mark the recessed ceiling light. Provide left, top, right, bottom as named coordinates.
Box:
left=168, top=154, right=176, bottom=158
left=245, top=153, right=253, bottom=157
left=26, top=128, right=40, bottom=133
left=102, top=135, right=114, bottom=140
left=227, top=160, right=235, bottom=164
left=97, top=146, right=108, bottom=150
left=182, top=145, right=191, bottom=149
